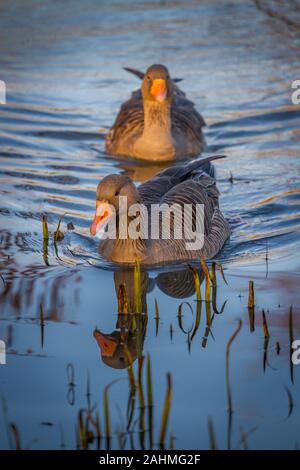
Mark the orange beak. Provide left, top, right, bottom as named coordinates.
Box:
left=90, top=201, right=113, bottom=236
left=94, top=330, right=117, bottom=358
left=150, top=79, right=167, bottom=103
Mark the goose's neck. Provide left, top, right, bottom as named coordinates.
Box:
left=143, top=101, right=172, bottom=140
left=102, top=214, right=148, bottom=264
left=112, top=237, right=147, bottom=263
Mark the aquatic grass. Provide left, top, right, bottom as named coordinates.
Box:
left=237, top=426, right=258, bottom=450
left=134, top=257, right=142, bottom=313
left=54, top=212, right=70, bottom=242
left=154, top=299, right=159, bottom=337
left=212, top=296, right=227, bottom=315
left=263, top=337, right=269, bottom=373
left=202, top=311, right=215, bottom=349
left=137, top=357, right=146, bottom=449
left=211, top=262, right=217, bottom=287
left=159, top=373, right=172, bottom=449
left=126, top=383, right=136, bottom=434
left=248, top=280, right=255, bottom=309
left=86, top=371, right=91, bottom=412
left=103, top=380, right=122, bottom=449
left=201, top=260, right=213, bottom=348
left=59, top=423, right=66, bottom=450
left=39, top=304, right=45, bottom=349
left=169, top=323, right=173, bottom=342
left=42, top=215, right=49, bottom=241
left=208, top=417, right=217, bottom=450
left=189, top=266, right=201, bottom=302
left=216, top=263, right=228, bottom=285
left=262, top=310, right=270, bottom=371
left=124, top=347, right=136, bottom=390
left=284, top=385, right=294, bottom=420
left=118, top=283, right=129, bottom=314
left=226, top=319, right=242, bottom=450
left=10, top=423, right=21, bottom=450
left=201, top=257, right=211, bottom=303
left=265, top=241, right=269, bottom=279
left=262, top=309, right=269, bottom=338
left=226, top=319, right=242, bottom=413
left=41, top=215, right=49, bottom=266
left=124, top=346, right=136, bottom=434
left=134, top=314, right=144, bottom=358
left=177, top=302, right=194, bottom=335
left=187, top=332, right=192, bottom=354
left=169, top=432, right=175, bottom=450
left=147, top=354, right=154, bottom=449
left=247, top=281, right=255, bottom=332
left=66, top=363, right=76, bottom=406
left=94, top=411, right=101, bottom=450
left=205, top=293, right=212, bottom=326
left=210, top=263, right=227, bottom=314
left=78, top=409, right=88, bottom=450
left=104, top=384, right=111, bottom=450
left=239, top=426, right=248, bottom=450
left=190, top=299, right=202, bottom=342
left=117, top=429, right=126, bottom=450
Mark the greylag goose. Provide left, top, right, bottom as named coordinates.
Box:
left=90, top=155, right=230, bottom=264
left=105, top=64, right=206, bottom=161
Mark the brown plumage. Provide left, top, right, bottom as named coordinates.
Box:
left=90, top=155, right=230, bottom=265
left=105, top=64, right=206, bottom=161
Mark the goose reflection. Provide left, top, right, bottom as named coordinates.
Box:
left=93, top=267, right=204, bottom=369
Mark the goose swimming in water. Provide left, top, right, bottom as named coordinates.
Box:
left=105, top=64, right=206, bottom=161
left=90, top=155, right=230, bottom=265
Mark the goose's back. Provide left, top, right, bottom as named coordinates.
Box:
left=139, top=157, right=230, bottom=263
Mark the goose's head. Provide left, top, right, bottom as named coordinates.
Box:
left=90, top=174, right=140, bottom=236
left=141, top=64, right=173, bottom=105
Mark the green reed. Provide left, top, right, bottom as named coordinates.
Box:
left=39, top=304, right=45, bottom=349
left=41, top=215, right=49, bottom=266
left=208, top=417, right=217, bottom=450
left=226, top=319, right=242, bottom=450
left=147, top=354, right=154, bottom=449
left=159, top=373, right=172, bottom=449
left=134, top=257, right=142, bottom=313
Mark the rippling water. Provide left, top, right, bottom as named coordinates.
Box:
left=0, top=0, right=300, bottom=450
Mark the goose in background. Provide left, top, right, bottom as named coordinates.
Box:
left=105, top=64, right=206, bottom=161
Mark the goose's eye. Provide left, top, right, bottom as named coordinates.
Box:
left=146, top=75, right=151, bottom=80
left=115, top=191, right=119, bottom=196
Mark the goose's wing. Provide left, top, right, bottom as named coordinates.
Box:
left=105, top=89, right=144, bottom=154
left=139, top=155, right=225, bottom=205
left=171, top=93, right=206, bottom=143
left=148, top=177, right=230, bottom=262
left=143, top=157, right=230, bottom=262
